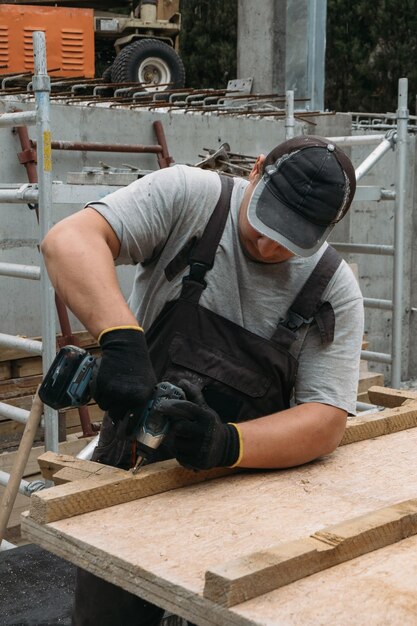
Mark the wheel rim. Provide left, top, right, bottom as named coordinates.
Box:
left=137, top=56, right=171, bottom=91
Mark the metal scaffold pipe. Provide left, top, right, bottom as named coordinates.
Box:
left=0, top=333, right=42, bottom=354
left=0, top=262, right=40, bottom=280
left=32, top=31, right=58, bottom=452
left=361, top=350, right=392, bottom=364
left=0, top=471, right=30, bottom=495
left=331, top=243, right=394, bottom=256
left=285, top=90, right=295, bottom=139
left=0, top=402, right=31, bottom=424
left=355, top=131, right=396, bottom=181
left=0, top=185, right=38, bottom=203
left=391, top=78, right=409, bottom=387
left=327, top=134, right=386, bottom=146
left=0, top=110, right=36, bottom=127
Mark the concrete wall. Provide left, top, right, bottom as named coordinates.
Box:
left=0, top=97, right=415, bottom=384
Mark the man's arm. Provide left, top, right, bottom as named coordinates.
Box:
left=41, top=207, right=138, bottom=339
left=236, top=402, right=347, bottom=468
left=41, top=207, right=158, bottom=420
left=158, top=380, right=347, bottom=470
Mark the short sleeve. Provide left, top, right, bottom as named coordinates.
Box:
left=294, top=262, right=364, bottom=415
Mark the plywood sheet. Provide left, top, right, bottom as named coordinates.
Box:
left=22, top=428, right=417, bottom=625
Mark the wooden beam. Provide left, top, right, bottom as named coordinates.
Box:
left=29, top=456, right=235, bottom=524
left=37, top=451, right=113, bottom=482
left=203, top=499, right=417, bottom=607
left=10, top=347, right=101, bottom=379
left=29, top=397, right=417, bottom=523
left=0, top=362, right=11, bottom=381
left=358, top=372, right=384, bottom=395
left=0, top=375, right=42, bottom=400
left=368, top=385, right=417, bottom=407
left=341, top=400, right=417, bottom=445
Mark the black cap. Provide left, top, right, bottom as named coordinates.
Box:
left=247, top=135, right=356, bottom=257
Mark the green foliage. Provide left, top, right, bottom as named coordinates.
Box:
left=326, top=0, right=417, bottom=112
left=177, top=0, right=416, bottom=112
left=179, top=0, right=237, bottom=89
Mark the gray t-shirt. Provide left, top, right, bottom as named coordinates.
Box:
left=89, top=164, right=364, bottom=415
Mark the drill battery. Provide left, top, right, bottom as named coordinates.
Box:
left=39, top=345, right=96, bottom=409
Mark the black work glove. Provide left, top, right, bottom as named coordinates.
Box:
left=93, top=326, right=156, bottom=423
left=156, top=379, right=241, bottom=470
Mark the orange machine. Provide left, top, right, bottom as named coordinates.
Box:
left=0, top=4, right=95, bottom=77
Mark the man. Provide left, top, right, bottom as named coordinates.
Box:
left=41, top=135, right=364, bottom=625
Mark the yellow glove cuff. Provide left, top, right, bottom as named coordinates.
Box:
left=97, top=325, right=143, bottom=343
left=228, top=422, right=244, bottom=468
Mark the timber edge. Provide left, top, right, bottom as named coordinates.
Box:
left=21, top=385, right=417, bottom=608
left=28, top=384, right=417, bottom=525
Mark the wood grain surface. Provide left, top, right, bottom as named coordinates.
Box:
left=21, top=427, right=417, bottom=625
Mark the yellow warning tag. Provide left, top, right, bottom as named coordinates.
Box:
left=43, top=131, right=52, bottom=172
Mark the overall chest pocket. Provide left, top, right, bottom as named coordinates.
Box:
left=166, top=332, right=272, bottom=398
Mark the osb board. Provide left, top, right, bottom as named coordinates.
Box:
left=233, top=535, right=417, bottom=625
left=22, top=428, right=417, bottom=626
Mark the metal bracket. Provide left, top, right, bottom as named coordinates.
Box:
left=385, top=128, right=397, bottom=148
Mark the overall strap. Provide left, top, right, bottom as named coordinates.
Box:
left=165, top=174, right=234, bottom=287
left=275, top=246, right=343, bottom=345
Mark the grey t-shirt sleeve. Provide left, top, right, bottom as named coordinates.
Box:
left=87, top=165, right=187, bottom=265
left=87, top=164, right=222, bottom=267
left=294, top=261, right=364, bottom=415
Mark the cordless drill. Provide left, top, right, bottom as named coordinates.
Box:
left=39, top=345, right=185, bottom=472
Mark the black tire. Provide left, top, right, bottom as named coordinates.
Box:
left=102, top=65, right=113, bottom=82
left=111, top=39, right=186, bottom=91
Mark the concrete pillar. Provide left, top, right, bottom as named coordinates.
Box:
left=237, top=0, right=287, bottom=95
left=237, top=0, right=327, bottom=111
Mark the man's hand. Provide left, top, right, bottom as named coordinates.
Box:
left=93, top=326, right=156, bottom=422
left=156, top=380, right=242, bottom=470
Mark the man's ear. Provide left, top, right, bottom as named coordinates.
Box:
left=249, top=154, right=266, bottom=184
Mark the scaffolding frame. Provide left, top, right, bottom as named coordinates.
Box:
left=329, top=79, right=408, bottom=388
left=283, top=80, right=409, bottom=387
left=0, top=33, right=56, bottom=535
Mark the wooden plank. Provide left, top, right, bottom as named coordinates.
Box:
left=20, top=428, right=417, bottom=626
left=0, top=375, right=42, bottom=399
left=28, top=399, right=417, bottom=522
left=203, top=499, right=417, bottom=607
left=29, top=456, right=235, bottom=524
left=356, top=390, right=370, bottom=403
left=341, top=400, right=417, bottom=445
left=10, top=356, right=43, bottom=378
left=37, top=451, right=111, bottom=481
left=65, top=403, right=104, bottom=426
left=358, top=371, right=384, bottom=394
left=0, top=361, right=11, bottom=380
left=10, top=346, right=101, bottom=378
left=368, top=385, right=417, bottom=407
